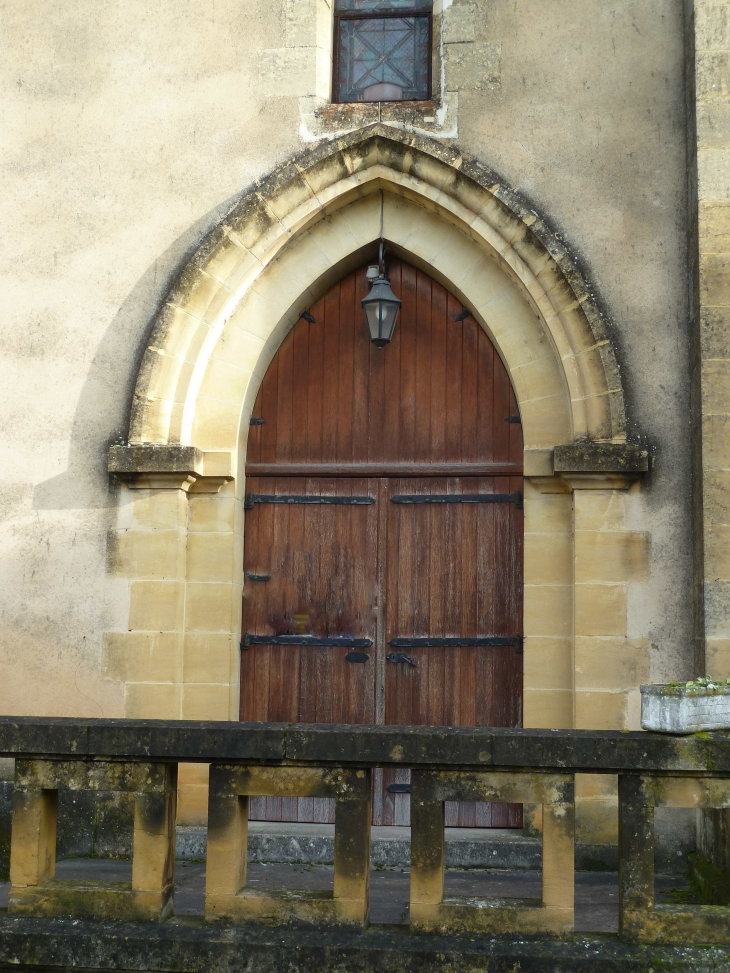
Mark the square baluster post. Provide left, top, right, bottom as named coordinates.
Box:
left=333, top=768, right=371, bottom=923
left=541, top=791, right=575, bottom=924
left=619, top=773, right=654, bottom=936
left=206, top=764, right=248, bottom=908
left=9, top=763, right=57, bottom=890
left=410, top=771, right=445, bottom=908
left=131, top=763, right=178, bottom=920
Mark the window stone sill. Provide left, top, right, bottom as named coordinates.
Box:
left=299, top=92, right=458, bottom=141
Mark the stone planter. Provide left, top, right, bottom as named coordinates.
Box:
left=641, top=682, right=730, bottom=734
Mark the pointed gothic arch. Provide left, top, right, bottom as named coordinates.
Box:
left=128, top=125, right=626, bottom=472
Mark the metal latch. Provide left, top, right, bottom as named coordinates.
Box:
left=386, top=652, right=418, bottom=668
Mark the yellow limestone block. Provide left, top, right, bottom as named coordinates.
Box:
left=128, top=580, right=185, bottom=632
left=575, top=531, right=650, bottom=584
left=186, top=532, right=238, bottom=584
left=575, top=584, right=627, bottom=636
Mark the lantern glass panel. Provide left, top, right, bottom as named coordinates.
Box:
left=362, top=277, right=401, bottom=346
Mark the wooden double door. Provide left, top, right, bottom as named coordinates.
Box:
left=240, top=258, right=524, bottom=827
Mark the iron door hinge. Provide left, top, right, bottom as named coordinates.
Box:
left=391, top=493, right=522, bottom=509
left=389, top=636, right=522, bottom=651
left=242, top=634, right=373, bottom=650
left=245, top=494, right=375, bottom=510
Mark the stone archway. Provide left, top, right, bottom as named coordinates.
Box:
left=107, top=126, right=649, bottom=834
left=127, top=125, right=625, bottom=454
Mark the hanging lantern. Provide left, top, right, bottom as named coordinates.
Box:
left=362, top=251, right=401, bottom=347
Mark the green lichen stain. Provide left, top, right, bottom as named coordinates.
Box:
left=0, top=824, right=10, bottom=881
left=668, top=853, right=730, bottom=907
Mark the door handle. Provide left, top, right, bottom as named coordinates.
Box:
left=386, top=652, right=418, bottom=668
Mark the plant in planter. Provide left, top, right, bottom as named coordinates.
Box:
left=641, top=677, right=730, bottom=733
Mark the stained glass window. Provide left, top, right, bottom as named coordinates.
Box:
left=334, top=0, right=432, bottom=103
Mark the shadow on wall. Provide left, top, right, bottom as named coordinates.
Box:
left=31, top=193, right=242, bottom=512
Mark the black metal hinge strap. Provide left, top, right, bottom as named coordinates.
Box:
left=245, top=494, right=375, bottom=510
left=389, top=637, right=522, bottom=650
left=245, top=572, right=271, bottom=582
left=386, top=783, right=412, bottom=794
left=505, top=416, right=521, bottom=424
left=390, top=493, right=522, bottom=508
left=242, top=634, right=373, bottom=649
left=249, top=417, right=265, bottom=426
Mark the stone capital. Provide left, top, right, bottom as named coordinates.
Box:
left=108, top=445, right=234, bottom=493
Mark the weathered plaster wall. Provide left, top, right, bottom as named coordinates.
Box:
left=452, top=0, right=691, bottom=687
left=1, top=0, right=301, bottom=716
left=1, top=0, right=689, bottom=723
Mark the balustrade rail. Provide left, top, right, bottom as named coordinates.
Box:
left=1, top=718, right=730, bottom=944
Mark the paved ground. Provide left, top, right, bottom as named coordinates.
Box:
left=0, top=860, right=686, bottom=931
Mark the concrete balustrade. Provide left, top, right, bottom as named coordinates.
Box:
left=620, top=774, right=730, bottom=944
left=206, top=764, right=371, bottom=926
left=1, top=718, right=730, bottom=945
left=410, top=770, right=574, bottom=934
left=9, top=759, right=177, bottom=921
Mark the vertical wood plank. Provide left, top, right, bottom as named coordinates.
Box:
left=414, top=270, right=432, bottom=463
left=461, top=314, right=479, bottom=462
left=398, top=264, right=418, bottom=462
left=307, top=295, right=325, bottom=463
left=275, top=332, right=294, bottom=465
left=444, top=291, right=463, bottom=462
left=476, top=323, right=495, bottom=463
left=322, top=283, right=340, bottom=463
left=336, top=277, right=355, bottom=462
left=429, top=276, right=448, bottom=464
left=492, top=351, right=512, bottom=462
left=290, top=319, right=310, bottom=464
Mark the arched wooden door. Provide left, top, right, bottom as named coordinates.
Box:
left=241, top=258, right=523, bottom=827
